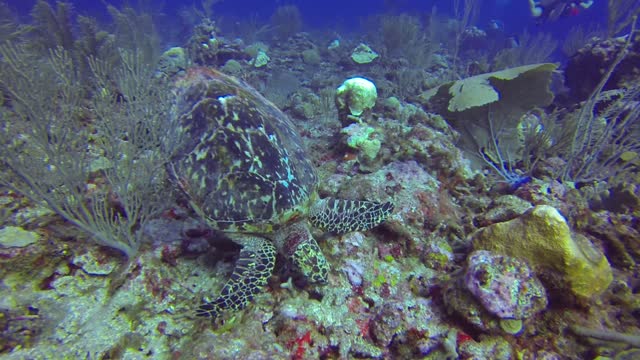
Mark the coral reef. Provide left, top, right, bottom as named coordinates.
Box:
left=341, top=123, right=382, bottom=162
left=1, top=2, right=639, bottom=359
left=335, top=77, right=378, bottom=124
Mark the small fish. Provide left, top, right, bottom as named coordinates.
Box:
left=506, top=35, right=520, bottom=48
left=488, top=19, right=504, bottom=32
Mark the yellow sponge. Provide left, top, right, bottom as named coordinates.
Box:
left=472, top=205, right=612, bottom=299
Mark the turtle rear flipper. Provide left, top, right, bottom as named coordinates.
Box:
left=309, top=198, right=394, bottom=234
left=196, top=235, right=276, bottom=318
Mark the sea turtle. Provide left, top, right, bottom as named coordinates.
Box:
left=169, top=68, right=393, bottom=319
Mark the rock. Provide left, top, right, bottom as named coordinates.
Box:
left=464, top=250, right=547, bottom=319
left=220, top=59, right=244, bottom=76
left=157, top=47, right=187, bottom=78
left=474, top=195, right=532, bottom=227
left=332, top=161, right=440, bottom=241
left=187, top=19, right=250, bottom=66
left=461, top=26, right=488, bottom=50
left=444, top=251, right=547, bottom=334
left=471, top=205, right=613, bottom=299
left=565, top=34, right=640, bottom=101
left=458, top=336, right=512, bottom=360
left=369, top=299, right=438, bottom=349
left=0, top=226, right=40, bottom=248
left=71, top=252, right=117, bottom=276
left=301, top=48, right=321, bottom=65
left=370, top=301, right=404, bottom=347
left=443, top=278, right=498, bottom=332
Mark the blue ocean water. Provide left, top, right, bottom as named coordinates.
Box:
left=7, top=0, right=610, bottom=47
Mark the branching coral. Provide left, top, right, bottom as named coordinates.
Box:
left=0, top=44, right=174, bottom=258
left=270, top=5, right=302, bottom=40
left=0, top=2, right=24, bottom=44
left=570, top=324, right=640, bottom=348
left=28, top=0, right=75, bottom=51
left=106, top=4, right=161, bottom=66
left=557, top=19, right=640, bottom=183
left=378, top=12, right=438, bottom=68
left=492, top=31, right=558, bottom=70
left=608, top=0, right=640, bottom=36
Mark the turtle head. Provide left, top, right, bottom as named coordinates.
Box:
left=274, top=221, right=329, bottom=283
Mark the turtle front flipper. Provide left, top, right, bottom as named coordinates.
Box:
left=196, top=235, right=276, bottom=318
left=309, top=198, right=394, bottom=234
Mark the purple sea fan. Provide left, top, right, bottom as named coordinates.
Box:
left=464, top=250, right=547, bottom=319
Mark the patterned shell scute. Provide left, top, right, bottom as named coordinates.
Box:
left=171, top=68, right=317, bottom=232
